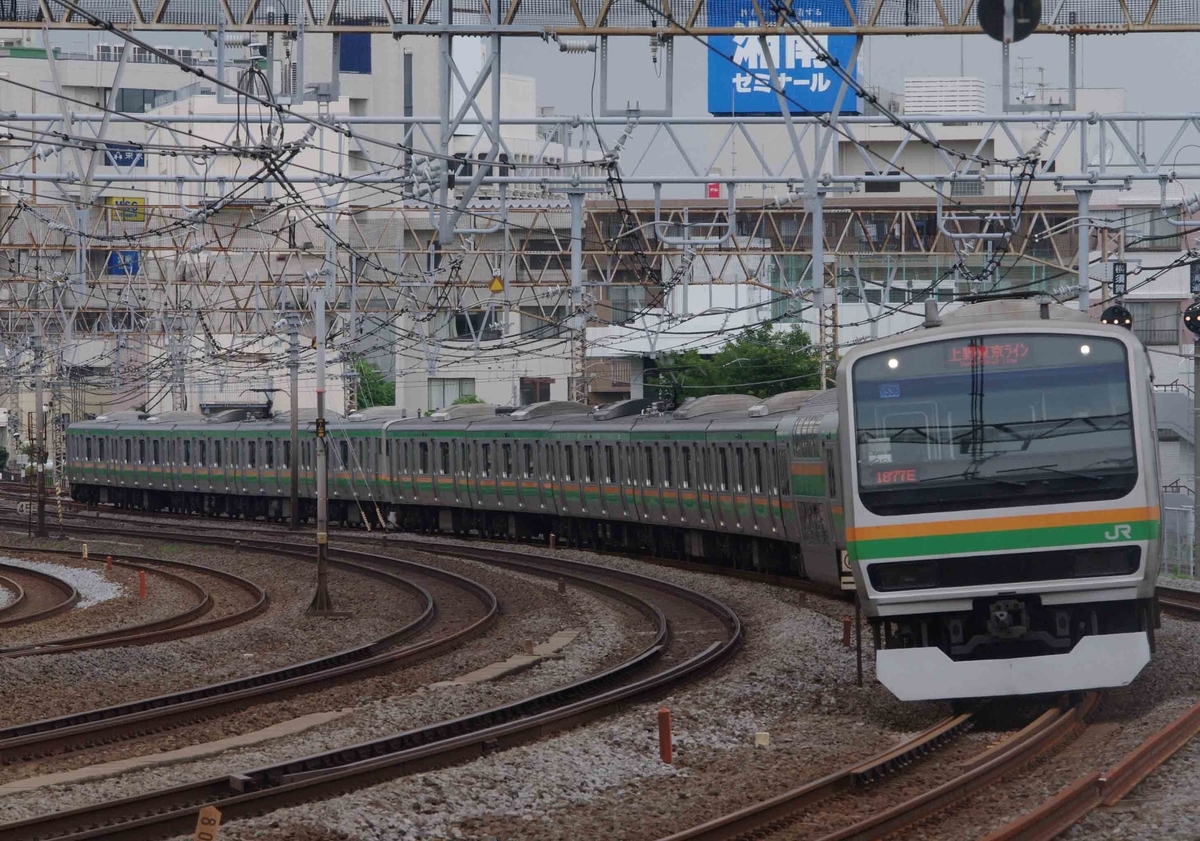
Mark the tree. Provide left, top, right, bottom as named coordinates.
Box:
left=452, top=393, right=484, bottom=405
left=649, top=326, right=821, bottom=401
left=354, top=359, right=395, bottom=409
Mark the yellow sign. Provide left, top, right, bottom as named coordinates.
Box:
left=488, top=276, right=504, bottom=294
left=106, top=196, right=145, bottom=222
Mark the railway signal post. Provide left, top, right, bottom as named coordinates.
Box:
left=309, top=287, right=335, bottom=615
left=33, top=325, right=45, bottom=539
left=288, top=312, right=300, bottom=531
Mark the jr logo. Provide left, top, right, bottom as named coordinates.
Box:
left=1105, top=524, right=1133, bottom=541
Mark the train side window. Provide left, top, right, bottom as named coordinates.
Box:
left=662, top=447, right=673, bottom=488
left=779, top=450, right=791, bottom=497
left=826, top=448, right=837, bottom=498
left=481, top=443, right=492, bottom=478
left=546, top=444, right=556, bottom=480
left=735, top=448, right=746, bottom=492
left=247, top=440, right=257, bottom=468
left=604, top=445, right=616, bottom=483
left=440, top=442, right=451, bottom=474
left=564, top=445, right=575, bottom=481
left=523, top=443, right=534, bottom=479
left=199, top=440, right=207, bottom=466
left=643, top=446, right=655, bottom=487
left=626, top=445, right=637, bottom=484
left=267, top=440, right=275, bottom=468
left=583, top=445, right=595, bottom=482
left=356, top=440, right=364, bottom=467
left=418, top=441, right=429, bottom=474
left=502, top=443, right=513, bottom=478
left=151, top=440, right=160, bottom=465
left=85, top=437, right=92, bottom=460
left=719, top=449, right=730, bottom=491
left=281, top=441, right=289, bottom=469
left=753, top=448, right=763, bottom=493
left=99, top=438, right=106, bottom=461
left=681, top=446, right=692, bottom=489
left=181, top=439, right=190, bottom=466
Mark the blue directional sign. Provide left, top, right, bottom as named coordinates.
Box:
left=103, top=143, right=145, bottom=168
left=706, top=0, right=859, bottom=116
left=105, top=250, right=140, bottom=276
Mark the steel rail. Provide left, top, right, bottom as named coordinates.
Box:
left=814, top=693, right=1099, bottom=841
left=0, top=561, right=79, bottom=628
left=0, top=534, right=491, bottom=767
left=0, top=526, right=740, bottom=841
left=658, top=714, right=973, bottom=841
left=1157, top=585, right=1200, bottom=621
left=984, top=697, right=1200, bottom=841
left=0, top=572, right=26, bottom=619
left=0, top=554, right=215, bottom=656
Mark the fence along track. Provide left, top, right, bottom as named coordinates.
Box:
left=0, top=530, right=740, bottom=841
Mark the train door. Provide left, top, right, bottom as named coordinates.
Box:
left=580, top=443, right=596, bottom=517
left=599, top=442, right=618, bottom=518
left=499, top=441, right=515, bottom=509
left=517, top=441, right=536, bottom=510
left=749, top=444, right=774, bottom=534
left=714, top=444, right=734, bottom=528
left=822, top=438, right=851, bottom=589
left=542, top=441, right=559, bottom=514
left=455, top=440, right=471, bottom=507
left=660, top=443, right=680, bottom=523
left=678, top=444, right=700, bottom=527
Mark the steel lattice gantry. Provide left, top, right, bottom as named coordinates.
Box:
left=3, top=0, right=1199, bottom=34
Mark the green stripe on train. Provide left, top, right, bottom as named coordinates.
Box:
left=849, top=519, right=1161, bottom=562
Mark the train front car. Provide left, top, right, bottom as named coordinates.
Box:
left=840, top=300, right=1161, bottom=701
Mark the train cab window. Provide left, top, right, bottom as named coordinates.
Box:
left=502, top=443, right=513, bottom=478
left=643, top=446, right=655, bottom=487
left=248, top=441, right=257, bottom=468
left=681, top=447, right=692, bottom=489
left=663, top=447, right=674, bottom=488
left=719, top=449, right=730, bottom=492
left=826, top=449, right=837, bottom=498
left=85, top=438, right=92, bottom=460
left=753, top=448, right=764, bottom=494
left=735, top=448, right=746, bottom=492
left=523, top=444, right=534, bottom=479
left=281, top=441, right=289, bottom=469
left=151, top=440, right=160, bottom=466
left=200, top=441, right=207, bottom=466
left=481, top=443, right=492, bottom=478
left=584, top=445, right=595, bottom=482
left=418, top=442, right=430, bottom=474
left=604, top=445, right=616, bottom=483
left=564, top=446, right=575, bottom=481
left=265, top=440, right=274, bottom=468
left=440, top=442, right=451, bottom=474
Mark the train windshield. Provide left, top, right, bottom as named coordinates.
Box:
left=852, top=334, right=1138, bottom=515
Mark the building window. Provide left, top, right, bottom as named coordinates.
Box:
left=520, top=377, right=553, bottom=405
left=427, top=377, right=476, bottom=410
left=339, top=33, right=372, bottom=74
left=450, top=311, right=503, bottom=342
left=1127, top=300, right=1180, bottom=345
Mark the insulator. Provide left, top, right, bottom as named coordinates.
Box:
left=556, top=38, right=595, bottom=54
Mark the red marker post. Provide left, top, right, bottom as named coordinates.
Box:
left=138, top=570, right=147, bottom=599
left=658, top=707, right=673, bottom=764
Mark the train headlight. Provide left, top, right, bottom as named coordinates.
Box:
left=887, top=358, right=899, bottom=370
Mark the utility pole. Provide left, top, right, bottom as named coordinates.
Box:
left=568, top=189, right=587, bottom=403
left=288, top=310, right=300, bottom=531
left=33, top=324, right=45, bottom=538
left=1076, top=188, right=1092, bottom=312
left=309, top=195, right=337, bottom=613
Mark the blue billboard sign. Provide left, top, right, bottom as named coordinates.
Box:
left=105, top=250, right=139, bottom=276
left=706, top=0, right=859, bottom=115
left=103, top=143, right=145, bottom=168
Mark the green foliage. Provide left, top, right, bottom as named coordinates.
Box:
left=649, top=326, right=821, bottom=401
left=354, top=359, right=395, bottom=409
left=0, top=447, right=8, bottom=471
left=452, top=393, right=484, bottom=405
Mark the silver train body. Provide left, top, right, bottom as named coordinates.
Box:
left=65, top=300, right=1161, bottom=700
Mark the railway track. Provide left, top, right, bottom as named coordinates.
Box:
left=1157, top=585, right=1200, bottom=620
left=663, top=695, right=1096, bottom=841
left=0, top=547, right=267, bottom=657
left=0, top=521, right=741, bottom=841
left=0, top=562, right=79, bottom=627
left=0, top=531, right=496, bottom=768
